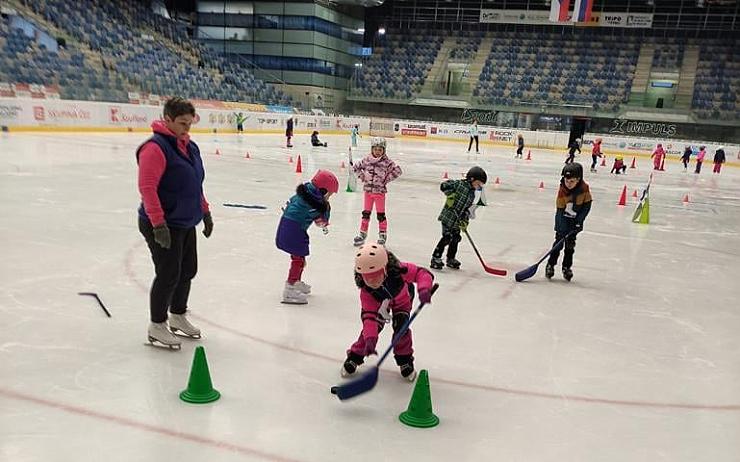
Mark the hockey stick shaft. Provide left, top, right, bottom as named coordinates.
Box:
left=375, top=283, right=439, bottom=367
left=463, top=230, right=507, bottom=276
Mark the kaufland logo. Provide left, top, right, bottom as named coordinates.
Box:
left=110, top=107, right=148, bottom=124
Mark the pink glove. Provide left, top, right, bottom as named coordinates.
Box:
left=418, top=286, right=433, bottom=304
left=362, top=336, right=378, bottom=356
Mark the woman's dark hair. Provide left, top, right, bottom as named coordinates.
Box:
left=354, top=250, right=405, bottom=288
left=163, top=97, right=196, bottom=120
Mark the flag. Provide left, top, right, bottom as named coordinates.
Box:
left=549, top=0, right=571, bottom=22
left=572, top=0, right=594, bottom=22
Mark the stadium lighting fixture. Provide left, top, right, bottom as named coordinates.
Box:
left=358, top=28, right=365, bottom=32
left=378, top=27, right=386, bottom=35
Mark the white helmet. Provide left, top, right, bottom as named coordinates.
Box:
left=371, top=137, right=386, bottom=149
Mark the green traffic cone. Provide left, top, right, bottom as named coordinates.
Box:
left=639, top=197, right=650, bottom=224
left=399, top=369, right=439, bottom=428
left=179, top=346, right=220, bottom=404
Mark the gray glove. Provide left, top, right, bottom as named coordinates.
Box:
left=153, top=224, right=171, bottom=249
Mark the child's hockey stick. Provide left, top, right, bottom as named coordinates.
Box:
left=330, top=283, right=439, bottom=401
left=515, top=231, right=576, bottom=282
left=463, top=230, right=507, bottom=276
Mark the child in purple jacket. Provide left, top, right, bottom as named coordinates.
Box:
left=351, top=137, right=402, bottom=246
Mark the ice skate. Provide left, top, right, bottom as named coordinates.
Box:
left=545, top=263, right=555, bottom=279
left=400, top=363, right=417, bottom=382
left=293, top=280, right=311, bottom=295
left=282, top=282, right=308, bottom=304
left=377, top=231, right=387, bottom=245
left=353, top=231, right=367, bottom=247
left=562, top=267, right=573, bottom=281
left=169, top=313, right=201, bottom=339
left=430, top=255, right=444, bottom=270
left=446, top=257, right=461, bottom=269
left=147, top=322, right=181, bottom=350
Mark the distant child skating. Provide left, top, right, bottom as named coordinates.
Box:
left=351, top=124, right=360, bottom=148
left=341, top=242, right=435, bottom=382
left=681, top=146, right=692, bottom=172
left=285, top=117, right=294, bottom=148
left=545, top=163, right=592, bottom=281
left=610, top=155, right=626, bottom=174
left=695, top=146, right=707, bottom=174
left=515, top=134, right=524, bottom=158
left=431, top=166, right=487, bottom=270
left=565, top=138, right=581, bottom=164
left=351, top=137, right=402, bottom=246
left=467, top=118, right=480, bottom=154
left=713, top=146, right=726, bottom=174
left=651, top=143, right=666, bottom=171
left=275, top=170, right=338, bottom=304
left=590, top=137, right=603, bottom=172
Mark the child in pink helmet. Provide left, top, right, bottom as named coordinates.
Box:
left=351, top=137, right=402, bottom=246
left=341, top=242, right=435, bottom=382
left=276, top=170, right=338, bottom=304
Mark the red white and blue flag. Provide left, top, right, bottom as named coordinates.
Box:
left=571, top=0, right=594, bottom=22
left=549, top=0, right=571, bottom=22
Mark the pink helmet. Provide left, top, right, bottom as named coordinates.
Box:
left=311, top=169, right=339, bottom=194
left=354, top=242, right=388, bottom=274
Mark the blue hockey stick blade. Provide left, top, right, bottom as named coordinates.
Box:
left=514, top=263, right=539, bottom=282
left=330, top=367, right=379, bottom=401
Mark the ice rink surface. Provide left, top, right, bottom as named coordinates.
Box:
left=1, top=131, right=739, bottom=462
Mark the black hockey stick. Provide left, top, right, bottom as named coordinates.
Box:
left=78, top=292, right=111, bottom=317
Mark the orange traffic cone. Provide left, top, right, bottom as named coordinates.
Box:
left=288, top=156, right=293, bottom=163
left=682, top=193, right=690, bottom=204
left=630, top=157, right=637, bottom=169
left=443, top=171, right=448, bottom=179
left=538, top=181, right=544, bottom=190
left=244, top=151, right=250, bottom=159
left=494, top=176, right=500, bottom=185
left=526, top=150, right=532, bottom=161
left=215, top=148, right=221, bottom=156
left=617, top=184, right=627, bottom=206
left=295, top=155, right=302, bottom=173
left=600, top=156, right=606, bottom=167
left=632, top=189, right=638, bottom=198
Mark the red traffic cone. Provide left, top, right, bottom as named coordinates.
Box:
left=340, top=160, right=346, bottom=169
left=494, top=176, right=500, bottom=185
left=288, top=156, right=293, bottom=163
left=630, top=157, right=637, bottom=169
left=443, top=171, right=448, bottom=179
left=295, top=155, right=303, bottom=173
left=526, top=150, right=532, bottom=161
left=632, top=189, right=638, bottom=198
left=682, top=193, right=690, bottom=204
left=538, top=181, right=544, bottom=190
left=244, top=151, right=250, bottom=159
left=617, top=184, right=627, bottom=206
left=600, top=156, right=606, bottom=167
left=215, top=148, right=221, bottom=156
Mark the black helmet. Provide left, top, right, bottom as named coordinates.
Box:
left=466, top=166, right=487, bottom=184
left=561, top=162, right=583, bottom=179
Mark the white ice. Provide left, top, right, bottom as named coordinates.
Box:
left=1, top=131, right=739, bottom=462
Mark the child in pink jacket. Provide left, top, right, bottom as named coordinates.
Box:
left=341, top=242, right=435, bottom=382
left=651, top=143, right=666, bottom=171
left=695, top=146, right=707, bottom=174
left=351, top=137, right=402, bottom=246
